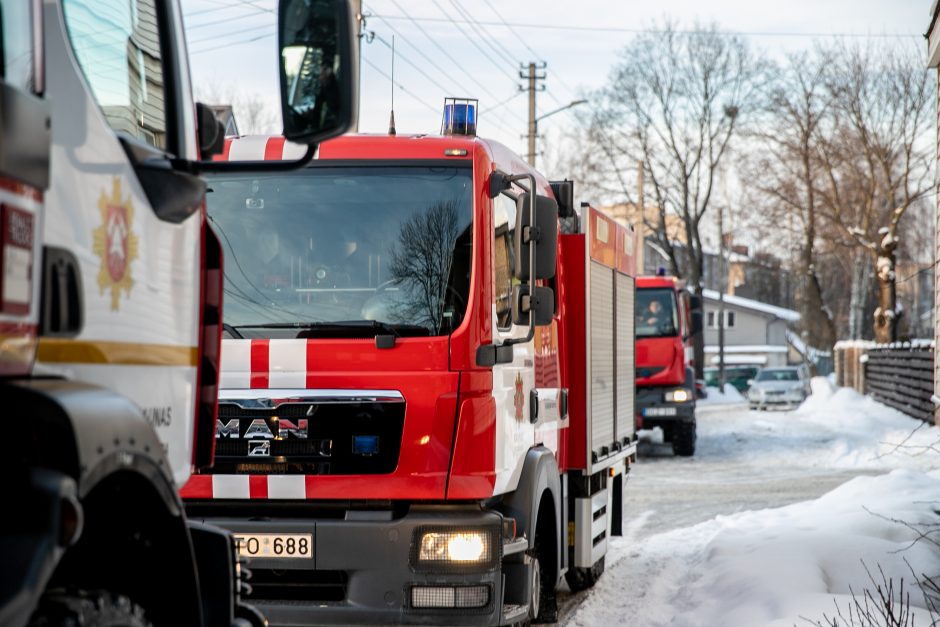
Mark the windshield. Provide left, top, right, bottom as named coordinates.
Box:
left=636, top=288, right=679, bottom=338
left=756, top=369, right=799, bottom=382
left=206, top=165, right=473, bottom=337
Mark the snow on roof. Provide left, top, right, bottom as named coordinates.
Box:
left=701, top=289, right=800, bottom=322
left=833, top=338, right=935, bottom=350
left=786, top=330, right=832, bottom=361
left=708, top=355, right=767, bottom=365
left=704, top=345, right=788, bottom=353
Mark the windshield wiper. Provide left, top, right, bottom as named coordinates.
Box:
left=234, top=320, right=432, bottom=338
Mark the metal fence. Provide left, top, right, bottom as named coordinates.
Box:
left=863, top=345, right=935, bottom=423
left=834, top=341, right=935, bottom=424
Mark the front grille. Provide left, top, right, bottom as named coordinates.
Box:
left=212, top=400, right=405, bottom=475
left=248, top=569, right=347, bottom=602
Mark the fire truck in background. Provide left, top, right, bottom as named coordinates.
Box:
left=181, top=100, right=639, bottom=626
left=0, top=1, right=356, bottom=625
left=634, top=274, right=703, bottom=456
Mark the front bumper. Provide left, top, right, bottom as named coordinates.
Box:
left=748, top=390, right=805, bottom=406
left=185, top=504, right=515, bottom=626
left=636, top=386, right=695, bottom=431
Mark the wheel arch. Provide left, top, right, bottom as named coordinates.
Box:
left=3, top=380, right=203, bottom=624
left=497, top=446, right=562, bottom=586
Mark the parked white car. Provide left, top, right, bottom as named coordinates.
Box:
left=747, top=366, right=811, bottom=410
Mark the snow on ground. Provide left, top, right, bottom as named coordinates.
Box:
left=700, top=383, right=745, bottom=404
left=568, top=470, right=940, bottom=627
left=565, top=381, right=940, bottom=627
left=707, top=377, right=940, bottom=473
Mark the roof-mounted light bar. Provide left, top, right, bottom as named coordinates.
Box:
left=442, top=97, right=478, bottom=137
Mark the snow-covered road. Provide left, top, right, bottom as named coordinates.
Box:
left=555, top=381, right=940, bottom=626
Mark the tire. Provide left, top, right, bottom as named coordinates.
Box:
left=564, top=556, right=605, bottom=592
left=672, top=421, right=696, bottom=457
left=29, top=590, right=151, bottom=627
left=531, top=545, right=558, bottom=624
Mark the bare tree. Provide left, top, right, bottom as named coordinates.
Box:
left=815, top=42, right=933, bottom=343
left=747, top=51, right=837, bottom=349
left=582, top=21, right=764, bottom=374
left=194, top=80, right=279, bottom=135
left=388, top=200, right=462, bottom=331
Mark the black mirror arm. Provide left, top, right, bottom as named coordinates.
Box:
left=181, top=144, right=317, bottom=174
left=504, top=172, right=538, bottom=347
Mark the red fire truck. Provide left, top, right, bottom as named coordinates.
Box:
left=634, top=274, right=702, bottom=456
left=182, top=102, right=638, bottom=625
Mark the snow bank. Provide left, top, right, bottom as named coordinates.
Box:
left=700, top=383, right=745, bottom=404
left=698, top=381, right=940, bottom=473
left=568, top=470, right=940, bottom=627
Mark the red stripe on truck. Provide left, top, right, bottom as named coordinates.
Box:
left=250, top=339, right=269, bottom=388
left=264, top=136, right=286, bottom=161
left=249, top=475, right=268, bottom=498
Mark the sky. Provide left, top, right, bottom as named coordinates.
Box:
left=183, top=0, right=930, bottom=175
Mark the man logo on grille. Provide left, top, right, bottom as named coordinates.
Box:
left=215, top=418, right=310, bottom=438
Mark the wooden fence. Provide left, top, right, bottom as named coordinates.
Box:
left=864, top=345, right=935, bottom=423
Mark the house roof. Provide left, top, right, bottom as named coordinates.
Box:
left=701, top=289, right=800, bottom=322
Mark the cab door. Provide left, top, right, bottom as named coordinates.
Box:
left=36, top=0, right=204, bottom=486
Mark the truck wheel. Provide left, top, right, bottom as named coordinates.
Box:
left=672, top=422, right=696, bottom=457
left=564, top=556, right=605, bottom=592
left=530, top=542, right=557, bottom=623
left=29, top=590, right=151, bottom=627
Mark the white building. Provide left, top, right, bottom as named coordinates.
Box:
left=701, top=289, right=800, bottom=368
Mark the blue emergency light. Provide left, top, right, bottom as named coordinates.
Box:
left=442, top=97, right=478, bottom=136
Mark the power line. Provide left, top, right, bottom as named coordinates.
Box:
left=187, top=9, right=270, bottom=30
left=476, top=0, right=580, bottom=102
left=185, top=0, right=273, bottom=18
left=373, top=27, right=466, bottom=96
left=191, top=31, right=274, bottom=55
left=368, top=15, right=920, bottom=39
left=361, top=55, right=438, bottom=115
left=479, top=0, right=540, bottom=63
left=447, top=0, right=518, bottom=68
left=376, top=1, right=518, bottom=112
left=371, top=34, right=520, bottom=136
left=427, top=0, right=518, bottom=84
left=189, top=22, right=273, bottom=46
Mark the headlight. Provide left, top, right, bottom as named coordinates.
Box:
left=665, top=388, right=691, bottom=403
left=418, top=530, right=492, bottom=564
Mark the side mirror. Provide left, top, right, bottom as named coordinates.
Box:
left=279, top=0, right=358, bottom=145
left=513, top=193, right=558, bottom=281
left=511, top=285, right=555, bottom=327
left=691, top=310, right=703, bottom=335
left=550, top=179, right=575, bottom=218
left=195, top=103, right=225, bottom=158
left=689, top=294, right=702, bottom=311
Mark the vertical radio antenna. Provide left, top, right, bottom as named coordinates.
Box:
left=388, top=35, right=397, bottom=135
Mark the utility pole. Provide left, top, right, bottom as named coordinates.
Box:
left=636, top=160, right=645, bottom=274
left=717, top=205, right=726, bottom=391
left=520, top=62, right=546, bottom=166
left=352, top=0, right=363, bottom=132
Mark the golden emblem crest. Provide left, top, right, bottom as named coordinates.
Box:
left=513, top=372, right=525, bottom=421
left=92, top=178, right=139, bottom=310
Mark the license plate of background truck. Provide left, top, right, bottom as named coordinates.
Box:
left=643, top=407, right=677, bottom=417
left=235, top=533, right=313, bottom=559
